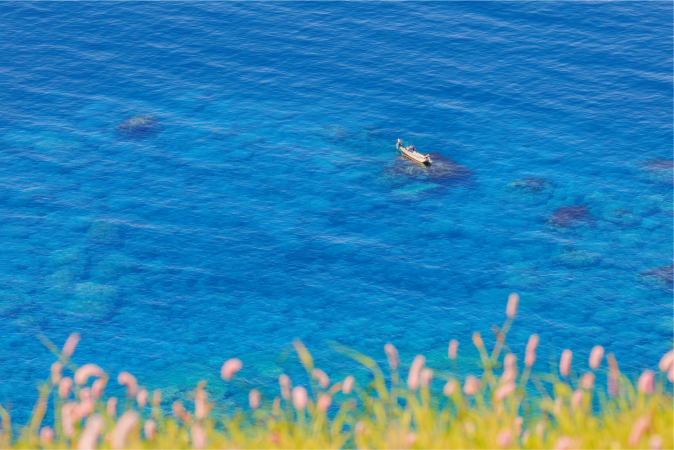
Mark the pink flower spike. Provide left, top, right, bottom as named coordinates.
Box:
left=628, top=416, right=650, bottom=447
left=342, top=375, right=355, bottom=394
left=221, top=358, right=242, bottom=381
left=638, top=370, right=655, bottom=395
left=572, top=390, right=583, bottom=408
left=51, top=362, right=63, bottom=385
left=317, top=394, right=332, bottom=412
left=525, top=334, right=539, bottom=367
left=117, top=371, right=138, bottom=397
left=136, top=388, right=148, bottom=408
left=74, top=364, right=103, bottom=385
left=504, top=353, right=516, bottom=371
left=658, top=350, right=673, bottom=372
left=405, top=432, right=417, bottom=447
left=589, top=345, right=604, bottom=369
left=144, top=420, right=156, bottom=440
left=407, top=355, right=425, bottom=390
left=62, top=333, right=80, bottom=359
left=384, top=343, right=399, bottom=369
left=580, top=372, right=595, bottom=390
left=514, top=417, right=523, bottom=436
left=420, top=368, right=433, bottom=388
left=152, top=389, right=162, bottom=407
left=195, top=388, right=208, bottom=420
left=501, top=367, right=516, bottom=385
left=107, top=397, right=118, bottom=418
left=608, top=374, right=618, bottom=397
left=448, top=340, right=459, bottom=360
left=78, top=388, right=94, bottom=417
left=191, top=423, right=206, bottom=449
left=91, top=379, right=104, bottom=399
left=279, top=374, right=292, bottom=400
left=493, top=382, right=515, bottom=401
left=463, top=375, right=480, bottom=396
left=77, top=414, right=104, bottom=450
left=111, top=411, right=138, bottom=449
left=649, top=434, right=663, bottom=450
left=249, top=389, right=261, bottom=410
left=39, top=426, right=54, bottom=445
left=506, top=293, right=519, bottom=318
left=554, top=436, right=572, bottom=450
left=443, top=380, right=457, bottom=396
left=559, top=350, right=572, bottom=377
left=496, top=429, right=512, bottom=448
left=61, top=403, right=76, bottom=437
left=58, top=377, right=73, bottom=399
left=312, top=368, right=330, bottom=389
left=292, top=386, right=308, bottom=410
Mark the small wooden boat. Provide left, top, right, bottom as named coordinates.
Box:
left=396, top=140, right=432, bottom=165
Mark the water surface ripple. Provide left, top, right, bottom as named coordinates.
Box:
left=0, top=2, right=671, bottom=416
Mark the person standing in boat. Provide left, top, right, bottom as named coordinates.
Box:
left=397, top=139, right=416, bottom=152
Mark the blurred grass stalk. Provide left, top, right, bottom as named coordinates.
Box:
left=3, top=293, right=673, bottom=449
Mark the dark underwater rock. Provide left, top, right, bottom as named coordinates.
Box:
left=547, top=206, right=593, bottom=228
left=638, top=264, right=673, bottom=285
left=115, top=114, right=158, bottom=136
left=501, top=177, right=555, bottom=205
left=318, top=124, right=349, bottom=142
left=508, top=177, right=554, bottom=194
left=640, top=158, right=673, bottom=184
left=383, top=153, right=470, bottom=186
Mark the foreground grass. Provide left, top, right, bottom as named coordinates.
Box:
left=2, top=294, right=672, bottom=449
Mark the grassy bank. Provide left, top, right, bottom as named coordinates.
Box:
left=2, top=294, right=672, bottom=449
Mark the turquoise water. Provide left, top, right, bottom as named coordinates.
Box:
left=0, top=2, right=671, bottom=417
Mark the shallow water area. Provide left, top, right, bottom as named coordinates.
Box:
left=0, top=2, right=672, bottom=418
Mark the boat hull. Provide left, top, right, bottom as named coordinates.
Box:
left=397, top=144, right=432, bottom=165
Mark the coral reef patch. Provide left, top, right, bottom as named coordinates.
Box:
left=67, top=282, right=118, bottom=319
left=383, top=153, right=470, bottom=188
left=638, top=264, right=673, bottom=286
left=87, top=221, right=122, bottom=244
left=640, top=158, right=673, bottom=184
left=554, top=246, right=601, bottom=267
left=500, top=177, right=555, bottom=205
left=601, top=207, right=638, bottom=227
left=546, top=205, right=593, bottom=228
left=114, top=114, right=158, bottom=137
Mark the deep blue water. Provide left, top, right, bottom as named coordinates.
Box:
left=0, top=2, right=672, bottom=418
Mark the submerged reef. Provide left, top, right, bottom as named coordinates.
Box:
left=383, top=153, right=470, bottom=187
left=583, top=191, right=648, bottom=228
left=87, top=221, right=121, bottom=244
left=546, top=205, right=593, bottom=228
left=638, top=264, right=673, bottom=286
left=640, top=158, right=673, bottom=184
left=554, top=246, right=602, bottom=267
left=115, top=114, right=158, bottom=136
left=320, top=124, right=349, bottom=142
left=601, top=207, right=638, bottom=227
left=67, top=282, right=118, bottom=319
left=500, top=177, right=555, bottom=205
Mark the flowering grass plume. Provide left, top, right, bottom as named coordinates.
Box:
left=2, top=294, right=673, bottom=449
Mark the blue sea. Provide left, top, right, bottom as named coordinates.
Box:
left=0, top=2, right=672, bottom=418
